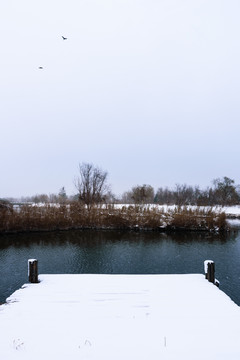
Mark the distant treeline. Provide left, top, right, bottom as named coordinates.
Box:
left=124, top=176, right=240, bottom=206
left=1, top=163, right=239, bottom=210
left=4, top=176, right=240, bottom=208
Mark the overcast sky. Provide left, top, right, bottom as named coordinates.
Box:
left=1, top=0, right=240, bottom=198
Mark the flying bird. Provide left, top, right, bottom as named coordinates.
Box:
left=38, top=67, right=43, bottom=69
left=62, top=36, right=67, bottom=40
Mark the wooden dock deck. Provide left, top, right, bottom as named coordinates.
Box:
left=1, top=273, right=240, bottom=359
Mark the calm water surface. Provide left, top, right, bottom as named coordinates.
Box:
left=1, top=223, right=240, bottom=305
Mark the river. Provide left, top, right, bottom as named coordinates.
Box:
left=1, top=220, right=240, bottom=305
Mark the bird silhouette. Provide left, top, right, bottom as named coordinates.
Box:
left=62, top=36, right=67, bottom=40
left=38, top=67, right=43, bottom=69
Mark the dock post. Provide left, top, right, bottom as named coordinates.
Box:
left=28, top=259, right=38, bottom=283
left=204, top=260, right=215, bottom=284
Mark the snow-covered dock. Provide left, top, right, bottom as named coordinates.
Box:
left=1, top=274, right=240, bottom=360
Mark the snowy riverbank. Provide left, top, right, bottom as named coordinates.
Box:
left=0, top=204, right=228, bottom=234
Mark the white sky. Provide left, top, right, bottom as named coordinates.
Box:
left=1, top=0, right=240, bottom=198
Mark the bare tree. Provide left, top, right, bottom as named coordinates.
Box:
left=58, top=186, right=67, bottom=204
left=125, top=184, right=155, bottom=204
left=121, top=190, right=134, bottom=204
left=74, top=163, right=109, bottom=209
left=155, top=187, right=175, bottom=205
left=31, top=194, right=49, bottom=204
left=212, top=176, right=239, bottom=205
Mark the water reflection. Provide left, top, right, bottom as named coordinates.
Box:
left=0, top=229, right=240, bottom=305
left=0, top=229, right=236, bottom=249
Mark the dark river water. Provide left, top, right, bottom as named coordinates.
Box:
left=1, top=220, right=240, bottom=305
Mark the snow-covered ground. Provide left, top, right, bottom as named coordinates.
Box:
left=212, top=205, right=240, bottom=217
left=1, top=274, right=240, bottom=359
left=13, top=203, right=240, bottom=220
left=114, top=204, right=240, bottom=217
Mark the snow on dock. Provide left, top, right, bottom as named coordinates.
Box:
left=1, top=274, right=240, bottom=360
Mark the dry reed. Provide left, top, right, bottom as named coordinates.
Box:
left=0, top=203, right=227, bottom=234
